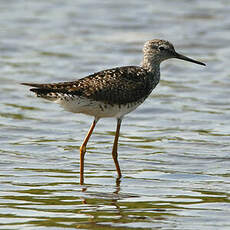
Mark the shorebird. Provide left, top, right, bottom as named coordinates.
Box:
left=22, top=39, right=205, bottom=184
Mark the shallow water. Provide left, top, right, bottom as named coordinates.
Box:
left=0, top=0, right=230, bottom=229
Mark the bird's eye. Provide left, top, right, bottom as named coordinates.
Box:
left=159, top=46, right=165, bottom=51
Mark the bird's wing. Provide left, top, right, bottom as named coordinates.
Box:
left=22, top=66, right=153, bottom=104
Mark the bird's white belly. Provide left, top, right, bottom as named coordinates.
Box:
left=56, top=95, right=144, bottom=118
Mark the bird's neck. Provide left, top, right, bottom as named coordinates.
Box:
left=141, top=55, right=161, bottom=87
left=141, top=54, right=161, bottom=72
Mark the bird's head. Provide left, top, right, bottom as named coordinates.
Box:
left=143, top=39, right=205, bottom=66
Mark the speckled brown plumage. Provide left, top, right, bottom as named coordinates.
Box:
left=22, top=66, right=158, bottom=105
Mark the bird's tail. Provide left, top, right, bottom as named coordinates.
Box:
left=21, top=83, right=60, bottom=101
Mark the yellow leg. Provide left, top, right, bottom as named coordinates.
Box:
left=79, top=118, right=98, bottom=185
left=112, top=118, right=122, bottom=178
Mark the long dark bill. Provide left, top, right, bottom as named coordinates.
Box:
left=175, top=52, right=206, bottom=66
